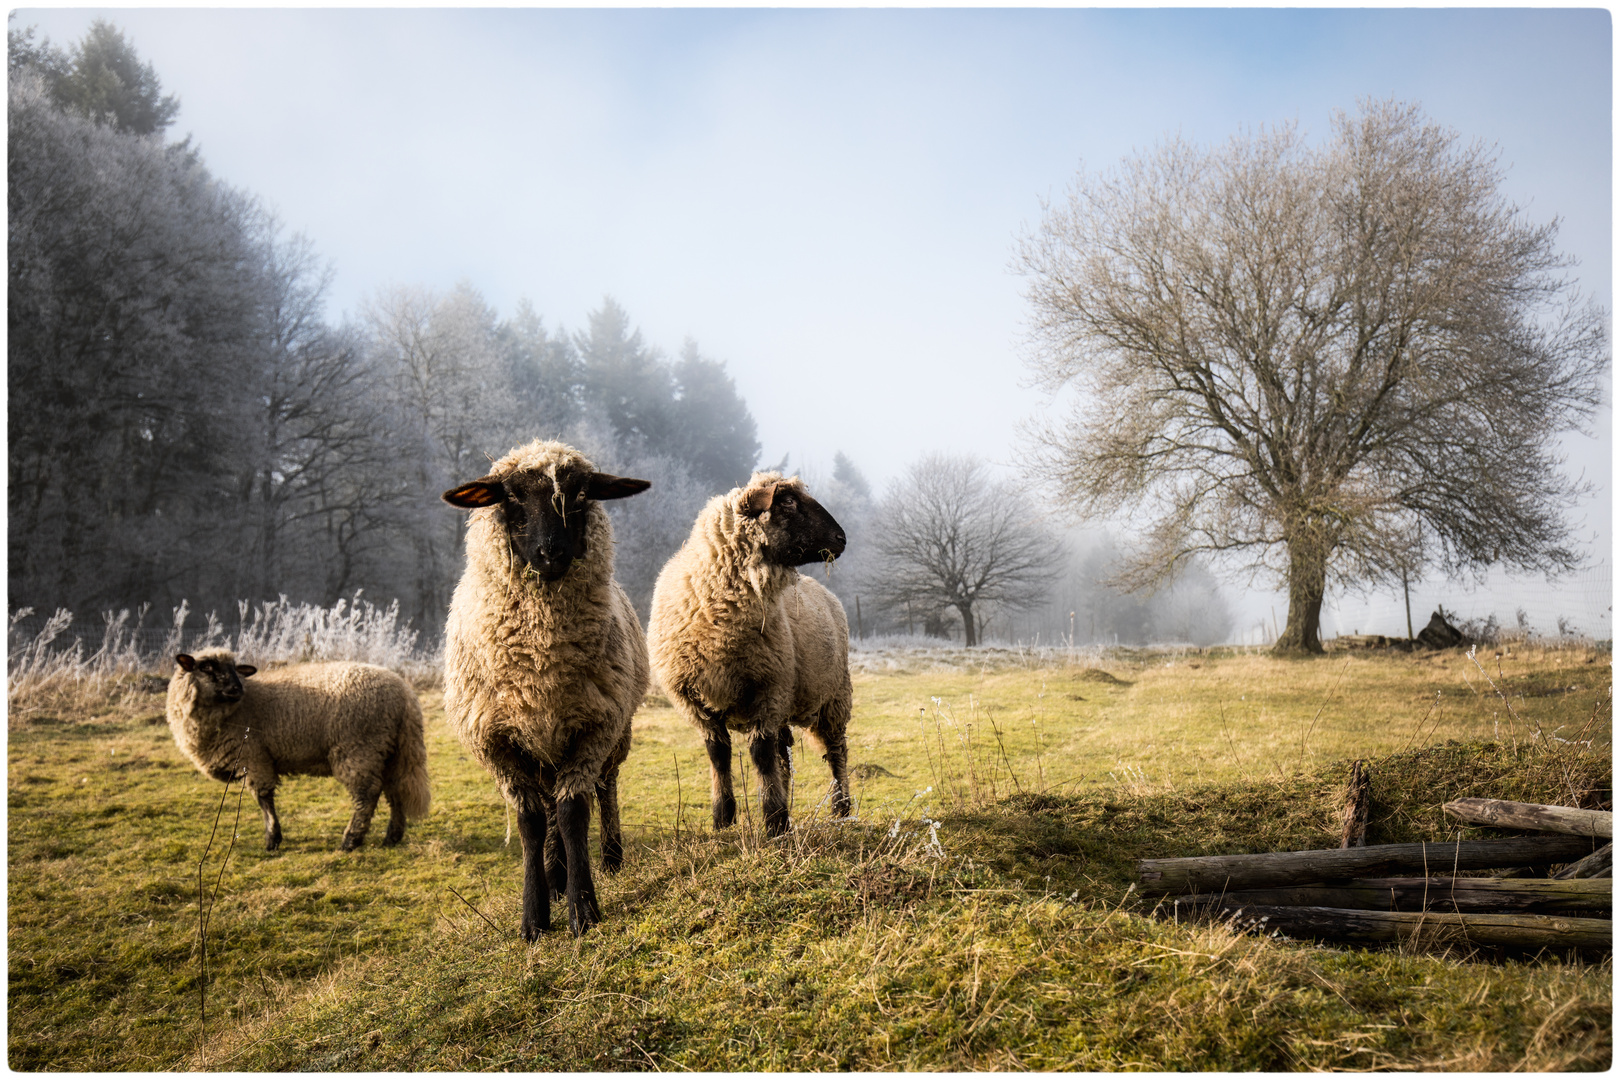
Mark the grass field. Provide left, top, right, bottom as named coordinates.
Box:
left=7, top=641, right=1612, bottom=1070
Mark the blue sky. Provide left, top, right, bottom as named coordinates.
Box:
left=13, top=5, right=1613, bottom=637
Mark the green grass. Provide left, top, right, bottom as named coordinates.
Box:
left=8, top=643, right=1612, bottom=1070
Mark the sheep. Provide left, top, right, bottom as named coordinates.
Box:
left=165, top=649, right=431, bottom=851
left=441, top=439, right=651, bottom=939
left=648, top=471, right=851, bottom=838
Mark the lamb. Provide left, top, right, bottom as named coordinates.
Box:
left=648, top=471, right=852, bottom=837
left=165, top=649, right=431, bottom=851
left=441, top=439, right=651, bottom=939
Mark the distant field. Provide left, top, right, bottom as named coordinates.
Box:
left=7, top=642, right=1611, bottom=1070
left=622, top=642, right=1612, bottom=834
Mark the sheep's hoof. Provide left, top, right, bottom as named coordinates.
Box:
left=568, top=898, right=600, bottom=937
left=520, top=920, right=548, bottom=942
left=712, top=798, right=738, bottom=830
left=340, top=834, right=363, bottom=852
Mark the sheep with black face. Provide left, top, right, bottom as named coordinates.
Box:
left=442, top=439, right=650, bottom=939
left=648, top=471, right=852, bottom=837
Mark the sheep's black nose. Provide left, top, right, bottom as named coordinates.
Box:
left=528, top=555, right=571, bottom=582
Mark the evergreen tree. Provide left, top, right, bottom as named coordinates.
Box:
left=669, top=338, right=760, bottom=492
left=575, top=296, right=674, bottom=451
left=26, top=19, right=181, bottom=135
left=501, top=300, right=582, bottom=437
left=832, top=451, right=872, bottom=501
left=10, top=59, right=260, bottom=613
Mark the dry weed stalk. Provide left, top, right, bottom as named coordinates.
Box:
left=196, top=776, right=248, bottom=1067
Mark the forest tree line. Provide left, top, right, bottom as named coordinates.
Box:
left=8, top=22, right=760, bottom=632
left=9, top=20, right=1236, bottom=649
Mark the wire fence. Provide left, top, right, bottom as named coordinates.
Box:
left=1231, top=563, right=1614, bottom=647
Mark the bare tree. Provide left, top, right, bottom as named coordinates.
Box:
left=1018, top=99, right=1609, bottom=654
left=239, top=221, right=408, bottom=604
left=866, top=454, right=1063, bottom=646
left=364, top=282, right=519, bottom=627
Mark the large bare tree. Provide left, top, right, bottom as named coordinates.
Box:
left=1018, top=100, right=1609, bottom=654
left=867, top=454, right=1062, bottom=646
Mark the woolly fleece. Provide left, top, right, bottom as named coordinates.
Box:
left=442, top=439, right=650, bottom=804
left=166, top=649, right=431, bottom=839
left=649, top=472, right=852, bottom=781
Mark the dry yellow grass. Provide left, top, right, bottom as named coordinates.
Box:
left=7, top=641, right=1610, bottom=1070
left=616, top=642, right=1611, bottom=831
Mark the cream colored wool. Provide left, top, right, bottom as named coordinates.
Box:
left=166, top=648, right=431, bottom=846
left=442, top=440, right=649, bottom=806
left=648, top=472, right=852, bottom=815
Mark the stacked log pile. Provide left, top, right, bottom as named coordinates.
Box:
left=1138, top=766, right=1611, bottom=951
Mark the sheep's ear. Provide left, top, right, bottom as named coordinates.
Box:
left=235, top=664, right=257, bottom=678
left=442, top=477, right=506, bottom=508
left=175, top=653, right=196, bottom=672
left=742, top=482, right=778, bottom=517
left=585, top=473, right=651, bottom=501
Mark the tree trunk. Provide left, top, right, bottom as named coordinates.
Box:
left=1341, top=760, right=1371, bottom=848
left=1170, top=876, right=1610, bottom=915
left=1273, top=536, right=1327, bottom=655
left=1442, top=798, right=1612, bottom=838
left=956, top=602, right=977, bottom=646
left=1553, top=842, right=1613, bottom=880
left=1181, top=904, right=1611, bottom=950
left=1137, top=835, right=1599, bottom=895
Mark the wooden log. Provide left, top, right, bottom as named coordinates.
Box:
left=1190, top=904, right=1611, bottom=950
left=1170, top=876, right=1611, bottom=915
left=1443, top=797, right=1612, bottom=838
left=1552, top=841, right=1613, bottom=880
left=1340, top=760, right=1371, bottom=849
left=1137, top=835, right=1597, bottom=896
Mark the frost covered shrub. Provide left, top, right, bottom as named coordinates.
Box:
left=231, top=593, right=436, bottom=678
left=8, top=592, right=439, bottom=723
left=7, top=606, right=154, bottom=719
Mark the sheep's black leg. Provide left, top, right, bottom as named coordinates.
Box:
left=750, top=727, right=790, bottom=837
left=811, top=698, right=854, bottom=818
left=540, top=790, right=567, bottom=900
left=382, top=790, right=406, bottom=846
left=557, top=792, right=599, bottom=936
left=597, top=768, right=624, bottom=874
left=340, top=779, right=383, bottom=851
left=515, top=797, right=551, bottom=941
left=774, top=725, right=793, bottom=777
left=705, top=729, right=737, bottom=830
left=823, top=739, right=852, bottom=819
left=255, top=788, right=282, bottom=851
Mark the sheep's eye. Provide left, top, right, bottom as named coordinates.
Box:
left=780, top=495, right=797, bottom=510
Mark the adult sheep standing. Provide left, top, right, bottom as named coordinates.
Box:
left=441, top=439, right=651, bottom=939
left=649, top=471, right=851, bottom=837
left=165, top=649, right=431, bottom=851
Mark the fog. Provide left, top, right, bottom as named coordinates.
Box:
left=10, top=7, right=1611, bottom=644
